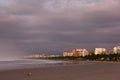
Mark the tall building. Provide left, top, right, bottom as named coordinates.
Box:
left=63, top=48, right=89, bottom=57
left=95, top=48, right=106, bottom=55
left=113, top=46, right=120, bottom=54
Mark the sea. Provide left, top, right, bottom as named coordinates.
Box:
left=0, top=59, right=63, bottom=71
left=0, top=59, right=97, bottom=71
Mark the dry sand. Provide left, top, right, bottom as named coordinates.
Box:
left=0, top=62, right=120, bottom=80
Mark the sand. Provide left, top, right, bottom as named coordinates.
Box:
left=0, top=62, right=120, bottom=80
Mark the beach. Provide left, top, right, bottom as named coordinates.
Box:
left=0, top=62, right=120, bottom=80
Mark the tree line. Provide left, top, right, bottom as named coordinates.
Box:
left=82, top=53, right=120, bottom=61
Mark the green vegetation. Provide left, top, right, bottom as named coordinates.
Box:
left=48, top=56, right=81, bottom=60
left=48, top=53, right=120, bottom=62
left=28, top=53, right=120, bottom=62
left=82, top=53, right=120, bottom=61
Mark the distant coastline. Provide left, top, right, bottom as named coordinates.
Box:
left=25, top=53, right=120, bottom=63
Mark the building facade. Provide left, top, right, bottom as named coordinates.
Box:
left=113, top=46, right=120, bottom=54
left=63, top=49, right=89, bottom=57
left=63, top=51, right=74, bottom=57
left=95, top=48, right=107, bottom=55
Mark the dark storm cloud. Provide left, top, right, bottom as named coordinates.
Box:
left=0, top=0, right=120, bottom=55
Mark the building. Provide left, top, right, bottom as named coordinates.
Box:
left=95, top=48, right=107, bottom=55
left=106, top=50, right=113, bottom=54
left=113, top=46, right=120, bottom=54
left=73, top=49, right=89, bottom=56
left=63, top=51, right=74, bottom=57
left=63, top=48, right=89, bottom=57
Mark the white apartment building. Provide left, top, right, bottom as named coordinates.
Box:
left=113, top=46, right=120, bottom=54
left=63, top=48, right=89, bottom=57
left=95, top=48, right=107, bottom=55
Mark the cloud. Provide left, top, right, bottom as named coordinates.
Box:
left=0, top=0, right=120, bottom=55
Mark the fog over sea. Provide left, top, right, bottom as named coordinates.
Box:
left=0, top=59, right=63, bottom=71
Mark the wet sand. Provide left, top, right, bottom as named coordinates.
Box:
left=0, top=62, right=120, bottom=80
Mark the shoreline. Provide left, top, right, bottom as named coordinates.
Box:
left=1, top=60, right=120, bottom=71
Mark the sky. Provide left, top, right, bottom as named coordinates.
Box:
left=0, top=0, right=120, bottom=56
